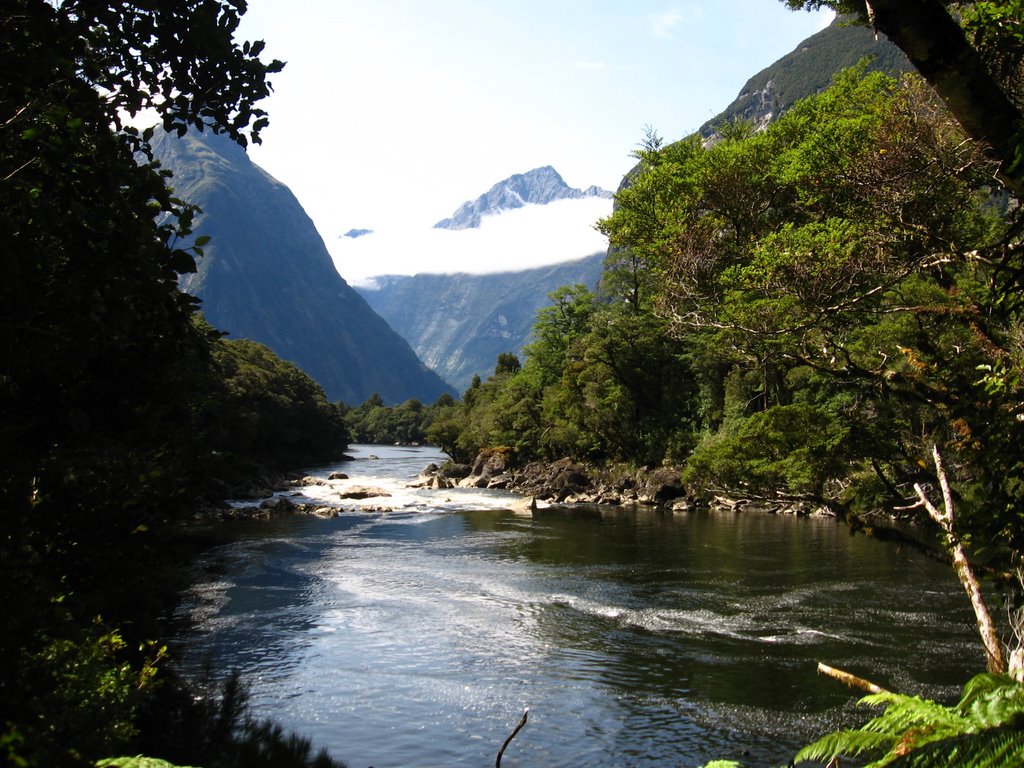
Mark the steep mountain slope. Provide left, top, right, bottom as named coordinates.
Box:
left=699, top=16, right=912, bottom=138
left=434, top=165, right=612, bottom=230
left=152, top=130, right=455, bottom=405
left=358, top=252, right=606, bottom=392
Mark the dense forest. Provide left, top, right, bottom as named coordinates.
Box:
left=1, top=2, right=349, bottom=766
left=5, top=0, right=1024, bottom=766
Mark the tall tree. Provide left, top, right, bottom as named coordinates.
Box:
left=783, top=1, right=1024, bottom=196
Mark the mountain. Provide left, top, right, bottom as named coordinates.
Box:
left=357, top=252, right=606, bottom=392
left=350, top=19, right=912, bottom=397
left=151, top=130, right=455, bottom=405
left=699, top=16, right=912, bottom=139
left=434, top=165, right=612, bottom=230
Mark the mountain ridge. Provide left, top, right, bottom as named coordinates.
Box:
left=699, top=15, right=912, bottom=138
left=434, top=165, right=612, bottom=230
left=357, top=252, right=606, bottom=392
left=152, top=129, right=455, bottom=405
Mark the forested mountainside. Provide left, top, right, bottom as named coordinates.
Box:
left=699, top=14, right=912, bottom=138
left=152, top=130, right=455, bottom=405
left=357, top=252, right=605, bottom=392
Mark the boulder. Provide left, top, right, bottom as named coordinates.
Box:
left=440, top=462, right=472, bottom=480
left=328, top=471, right=349, bottom=480
left=410, top=461, right=469, bottom=489
left=459, top=448, right=515, bottom=488
left=338, top=485, right=391, bottom=500
left=259, top=496, right=294, bottom=512
left=511, top=457, right=593, bottom=502
left=636, top=467, right=685, bottom=505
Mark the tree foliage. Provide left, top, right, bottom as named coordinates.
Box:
left=783, top=1, right=1024, bottom=197
left=0, top=2, right=351, bottom=766
left=597, top=65, right=1024, bottom=557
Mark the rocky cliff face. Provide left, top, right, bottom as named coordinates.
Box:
left=152, top=130, right=455, bottom=405
left=357, top=252, right=606, bottom=392
left=434, top=165, right=612, bottom=230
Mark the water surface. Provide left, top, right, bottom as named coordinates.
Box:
left=176, top=445, right=980, bottom=767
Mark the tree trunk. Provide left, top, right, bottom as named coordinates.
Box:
left=915, top=445, right=1007, bottom=674
left=868, top=0, right=1024, bottom=197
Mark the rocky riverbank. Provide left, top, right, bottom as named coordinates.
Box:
left=198, top=446, right=833, bottom=520
left=411, top=448, right=835, bottom=516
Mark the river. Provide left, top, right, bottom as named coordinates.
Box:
left=174, top=444, right=981, bottom=767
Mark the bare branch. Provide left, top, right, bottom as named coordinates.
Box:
left=817, top=662, right=888, bottom=694
left=495, top=707, right=529, bottom=768
left=915, top=446, right=1006, bottom=673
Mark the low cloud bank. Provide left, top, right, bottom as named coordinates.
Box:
left=333, top=196, right=612, bottom=286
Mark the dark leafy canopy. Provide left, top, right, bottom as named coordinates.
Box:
left=56, top=0, right=284, bottom=150
left=0, top=2, right=352, bottom=766
left=207, top=336, right=351, bottom=484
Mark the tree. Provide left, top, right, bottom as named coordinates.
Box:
left=207, top=337, right=350, bottom=479
left=1, top=2, right=285, bottom=763
left=601, top=64, right=1024, bottom=667
left=783, top=1, right=1024, bottom=197
left=495, top=353, right=522, bottom=376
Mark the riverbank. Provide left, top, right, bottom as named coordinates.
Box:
left=412, top=447, right=837, bottom=517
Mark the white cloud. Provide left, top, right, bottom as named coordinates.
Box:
left=647, top=7, right=704, bottom=39
left=649, top=10, right=684, bottom=38
left=332, top=197, right=612, bottom=286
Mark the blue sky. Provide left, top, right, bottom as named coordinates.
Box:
left=236, top=1, right=834, bottom=283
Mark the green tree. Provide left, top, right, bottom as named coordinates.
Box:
left=495, top=352, right=522, bottom=376
left=603, top=64, right=1024, bottom=676
left=783, top=1, right=1024, bottom=197
left=1, top=1, right=286, bottom=764
left=206, top=336, right=350, bottom=480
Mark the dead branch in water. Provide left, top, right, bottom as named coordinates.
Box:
left=817, top=662, right=888, bottom=694
left=495, top=707, right=529, bottom=768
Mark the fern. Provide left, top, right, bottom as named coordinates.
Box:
left=796, top=729, right=897, bottom=762
left=795, top=673, right=1024, bottom=767
left=885, top=726, right=1024, bottom=767
left=97, top=759, right=199, bottom=768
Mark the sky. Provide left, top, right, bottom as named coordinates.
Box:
left=234, top=1, right=835, bottom=285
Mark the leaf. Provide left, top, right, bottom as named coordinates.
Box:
left=795, top=729, right=895, bottom=763
left=97, top=757, right=201, bottom=768
left=884, top=726, right=1024, bottom=767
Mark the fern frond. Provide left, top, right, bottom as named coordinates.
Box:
left=795, top=729, right=895, bottom=763
left=958, top=674, right=1012, bottom=707
left=957, top=674, right=1024, bottom=731
left=860, top=694, right=968, bottom=740
left=883, top=724, right=1024, bottom=768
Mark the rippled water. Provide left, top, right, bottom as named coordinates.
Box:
left=176, top=445, right=981, bottom=767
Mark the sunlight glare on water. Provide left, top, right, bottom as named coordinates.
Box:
left=177, top=445, right=981, bottom=767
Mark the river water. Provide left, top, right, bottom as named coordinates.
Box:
left=175, top=445, right=981, bottom=767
